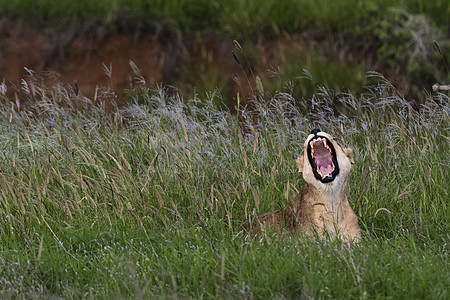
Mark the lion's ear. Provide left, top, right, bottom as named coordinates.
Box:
left=344, top=148, right=354, bottom=164
left=296, top=156, right=304, bottom=173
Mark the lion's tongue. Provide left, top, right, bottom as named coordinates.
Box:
left=318, top=164, right=334, bottom=177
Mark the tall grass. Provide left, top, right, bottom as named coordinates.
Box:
left=0, top=71, right=448, bottom=298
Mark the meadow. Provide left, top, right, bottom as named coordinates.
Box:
left=0, top=69, right=448, bottom=298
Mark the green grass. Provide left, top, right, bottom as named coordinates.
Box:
left=0, top=72, right=448, bottom=298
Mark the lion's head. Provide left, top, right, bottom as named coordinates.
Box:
left=296, top=129, right=354, bottom=193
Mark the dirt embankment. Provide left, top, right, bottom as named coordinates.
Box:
left=0, top=17, right=395, bottom=106
left=1, top=19, right=183, bottom=97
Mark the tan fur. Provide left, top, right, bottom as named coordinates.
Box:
left=244, top=131, right=361, bottom=242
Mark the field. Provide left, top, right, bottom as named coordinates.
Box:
left=1, top=0, right=450, bottom=298
left=0, top=70, right=448, bottom=298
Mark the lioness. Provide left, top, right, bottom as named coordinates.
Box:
left=244, top=129, right=361, bottom=242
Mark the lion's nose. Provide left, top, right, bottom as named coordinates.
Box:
left=311, top=128, right=321, bottom=135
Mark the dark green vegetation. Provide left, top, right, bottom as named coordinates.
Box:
left=1, top=0, right=449, bottom=33
left=0, top=70, right=449, bottom=298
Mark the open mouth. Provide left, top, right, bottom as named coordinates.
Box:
left=307, top=135, right=340, bottom=183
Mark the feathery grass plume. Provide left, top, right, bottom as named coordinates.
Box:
left=129, top=60, right=146, bottom=85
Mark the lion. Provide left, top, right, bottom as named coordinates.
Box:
left=243, top=129, right=361, bottom=242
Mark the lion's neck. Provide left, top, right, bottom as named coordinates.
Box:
left=323, top=189, right=347, bottom=221
left=309, top=182, right=348, bottom=221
